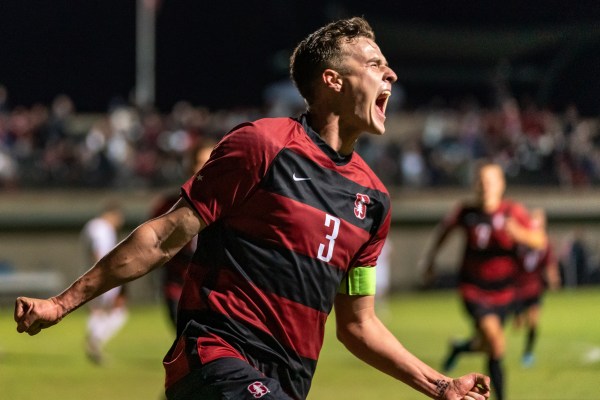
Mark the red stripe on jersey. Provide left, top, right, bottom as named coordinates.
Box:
left=207, top=269, right=327, bottom=360
left=196, top=331, right=246, bottom=364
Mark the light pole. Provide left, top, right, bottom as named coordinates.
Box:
left=135, top=0, right=158, bottom=108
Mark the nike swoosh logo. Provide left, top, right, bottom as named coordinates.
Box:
left=292, top=173, right=311, bottom=181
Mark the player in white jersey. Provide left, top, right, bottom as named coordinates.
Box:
left=80, top=201, right=126, bottom=364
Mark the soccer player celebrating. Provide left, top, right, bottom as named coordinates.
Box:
left=15, top=17, right=489, bottom=400
left=421, top=161, right=547, bottom=400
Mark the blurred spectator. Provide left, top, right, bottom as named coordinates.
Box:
left=47, top=94, right=75, bottom=146
left=81, top=116, right=118, bottom=187
left=0, top=91, right=17, bottom=187
left=559, top=228, right=593, bottom=287
left=399, top=137, right=428, bottom=188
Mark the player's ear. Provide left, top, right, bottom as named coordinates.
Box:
left=322, top=69, right=343, bottom=92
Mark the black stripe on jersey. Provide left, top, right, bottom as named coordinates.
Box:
left=263, top=148, right=389, bottom=236
left=179, top=311, right=316, bottom=400
left=460, top=274, right=516, bottom=291
left=223, top=227, right=344, bottom=314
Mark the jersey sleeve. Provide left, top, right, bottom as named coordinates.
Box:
left=181, top=122, right=281, bottom=225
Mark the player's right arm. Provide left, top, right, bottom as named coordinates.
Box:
left=15, top=198, right=205, bottom=336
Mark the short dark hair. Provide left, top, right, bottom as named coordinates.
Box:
left=289, top=17, right=375, bottom=105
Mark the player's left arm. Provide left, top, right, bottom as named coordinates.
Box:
left=334, top=291, right=489, bottom=399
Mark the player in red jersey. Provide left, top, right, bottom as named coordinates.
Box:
left=421, top=161, right=547, bottom=400
left=15, top=17, right=489, bottom=400
left=513, top=208, right=561, bottom=367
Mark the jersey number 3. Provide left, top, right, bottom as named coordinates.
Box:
left=317, top=214, right=340, bottom=262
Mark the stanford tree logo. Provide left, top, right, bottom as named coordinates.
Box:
left=354, top=193, right=370, bottom=220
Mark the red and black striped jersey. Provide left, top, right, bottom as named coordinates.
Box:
left=163, top=115, right=391, bottom=399
left=441, top=200, right=532, bottom=306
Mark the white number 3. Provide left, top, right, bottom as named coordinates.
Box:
left=317, top=214, right=340, bottom=262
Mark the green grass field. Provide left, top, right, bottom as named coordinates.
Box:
left=1, top=288, right=599, bottom=399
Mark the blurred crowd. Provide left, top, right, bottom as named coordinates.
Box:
left=1, top=82, right=599, bottom=190
left=360, top=95, right=600, bottom=190
left=0, top=86, right=265, bottom=189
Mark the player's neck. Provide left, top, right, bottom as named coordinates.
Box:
left=482, top=198, right=502, bottom=213
left=306, top=110, right=358, bottom=155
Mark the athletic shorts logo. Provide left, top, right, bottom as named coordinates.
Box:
left=247, top=381, right=270, bottom=398
left=354, top=193, right=370, bottom=220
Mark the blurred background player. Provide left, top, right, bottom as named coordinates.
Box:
left=421, top=161, right=547, bottom=400
left=513, top=208, right=561, bottom=367
left=150, top=139, right=215, bottom=330
left=80, top=201, right=127, bottom=364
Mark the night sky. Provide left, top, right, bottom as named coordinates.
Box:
left=1, top=1, right=599, bottom=113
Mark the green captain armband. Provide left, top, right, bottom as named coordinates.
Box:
left=337, top=266, right=377, bottom=295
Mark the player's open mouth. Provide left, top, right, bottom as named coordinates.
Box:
left=375, top=90, right=391, bottom=117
